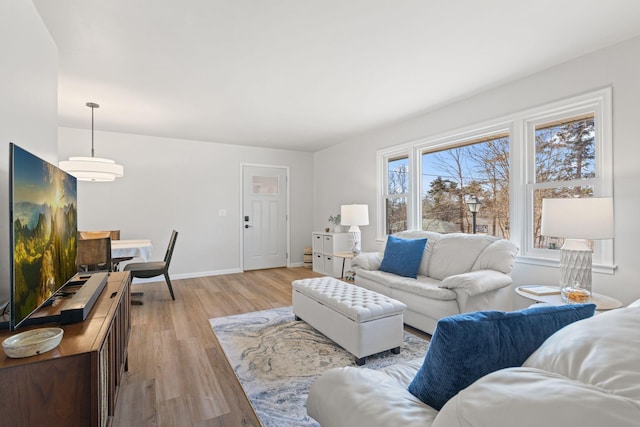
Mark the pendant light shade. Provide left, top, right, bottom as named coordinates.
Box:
left=59, top=102, right=124, bottom=182
left=59, top=156, right=124, bottom=182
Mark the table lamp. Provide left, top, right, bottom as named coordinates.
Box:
left=540, top=197, right=614, bottom=303
left=341, top=204, right=369, bottom=255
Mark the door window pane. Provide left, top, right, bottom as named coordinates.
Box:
left=252, top=176, right=279, bottom=195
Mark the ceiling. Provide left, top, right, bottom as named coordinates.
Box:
left=33, top=0, right=640, bottom=152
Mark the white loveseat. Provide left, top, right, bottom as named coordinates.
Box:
left=353, top=230, right=518, bottom=334
left=307, top=300, right=640, bottom=427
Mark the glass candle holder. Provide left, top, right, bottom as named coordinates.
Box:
left=561, top=282, right=592, bottom=304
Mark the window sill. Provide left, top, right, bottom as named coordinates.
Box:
left=515, top=256, right=616, bottom=275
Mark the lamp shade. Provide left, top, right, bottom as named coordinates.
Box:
left=541, top=198, right=614, bottom=240
left=60, top=156, right=124, bottom=182
left=341, top=204, right=369, bottom=226
left=466, top=195, right=481, bottom=213
left=59, top=101, right=124, bottom=182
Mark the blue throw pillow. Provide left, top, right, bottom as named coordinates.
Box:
left=379, top=235, right=427, bottom=279
left=407, top=303, right=596, bottom=410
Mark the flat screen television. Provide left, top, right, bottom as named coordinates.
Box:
left=9, top=143, right=78, bottom=329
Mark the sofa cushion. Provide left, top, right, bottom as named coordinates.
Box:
left=428, top=234, right=497, bottom=280
left=379, top=236, right=428, bottom=279
left=391, top=276, right=458, bottom=301
left=432, top=366, right=640, bottom=427
left=524, top=305, right=640, bottom=401
left=407, top=303, right=596, bottom=410
left=351, top=269, right=396, bottom=296
left=356, top=269, right=458, bottom=301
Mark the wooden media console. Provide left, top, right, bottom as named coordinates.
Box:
left=0, top=271, right=131, bottom=427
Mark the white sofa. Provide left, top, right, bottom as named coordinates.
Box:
left=353, top=230, right=519, bottom=334
left=307, top=300, right=640, bottom=427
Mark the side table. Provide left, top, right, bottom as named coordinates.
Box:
left=515, top=285, right=623, bottom=311
left=334, top=251, right=355, bottom=279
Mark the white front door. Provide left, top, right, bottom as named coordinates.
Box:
left=242, top=165, right=288, bottom=270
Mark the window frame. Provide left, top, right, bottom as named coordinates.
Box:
left=416, top=126, right=512, bottom=237
left=520, top=89, right=613, bottom=272
left=377, top=87, right=614, bottom=272
left=378, top=147, right=412, bottom=238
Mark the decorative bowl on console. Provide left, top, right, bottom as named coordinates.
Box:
left=2, top=327, right=64, bottom=358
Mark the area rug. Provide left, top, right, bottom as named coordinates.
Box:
left=209, top=306, right=430, bottom=427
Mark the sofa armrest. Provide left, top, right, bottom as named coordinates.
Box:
left=440, top=270, right=512, bottom=296
left=307, top=366, right=438, bottom=427
left=352, top=252, right=384, bottom=271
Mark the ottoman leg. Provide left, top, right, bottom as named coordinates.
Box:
left=392, top=346, right=401, bottom=354
left=355, top=357, right=366, bottom=366
left=294, top=315, right=301, bottom=321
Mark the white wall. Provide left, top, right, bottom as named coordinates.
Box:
left=315, top=35, right=640, bottom=306
left=0, top=1, right=58, bottom=305
left=58, top=128, right=315, bottom=278
left=6, top=2, right=638, bottom=306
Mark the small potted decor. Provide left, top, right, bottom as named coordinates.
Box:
left=328, top=214, right=342, bottom=232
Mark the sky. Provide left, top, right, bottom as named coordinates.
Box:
left=11, top=144, right=77, bottom=226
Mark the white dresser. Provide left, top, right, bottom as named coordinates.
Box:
left=311, top=232, right=351, bottom=277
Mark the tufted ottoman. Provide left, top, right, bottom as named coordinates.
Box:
left=292, top=277, right=406, bottom=365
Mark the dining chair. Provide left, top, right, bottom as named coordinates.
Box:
left=77, top=236, right=113, bottom=272
left=79, top=230, right=120, bottom=240
left=124, top=230, right=178, bottom=303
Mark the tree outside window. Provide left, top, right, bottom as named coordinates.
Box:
left=385, top=156, right=408, bottom=234
left=532, top=115, right=596, bottom=250
left=377, top=88, right=612, bottom=270
left=421, top=135, right=510, bottom=238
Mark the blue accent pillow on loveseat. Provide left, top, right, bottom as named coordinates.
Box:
left=407, top=303, right=596, bottom=410
left=379, top=235, right=427, bottom=279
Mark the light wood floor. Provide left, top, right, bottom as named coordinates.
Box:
left=113, top=267, right=323, bottom=427
left=113, top=267, right=430, bottom=426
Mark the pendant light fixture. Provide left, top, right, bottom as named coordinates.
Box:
left=60, top=102, right=124, bottom=182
